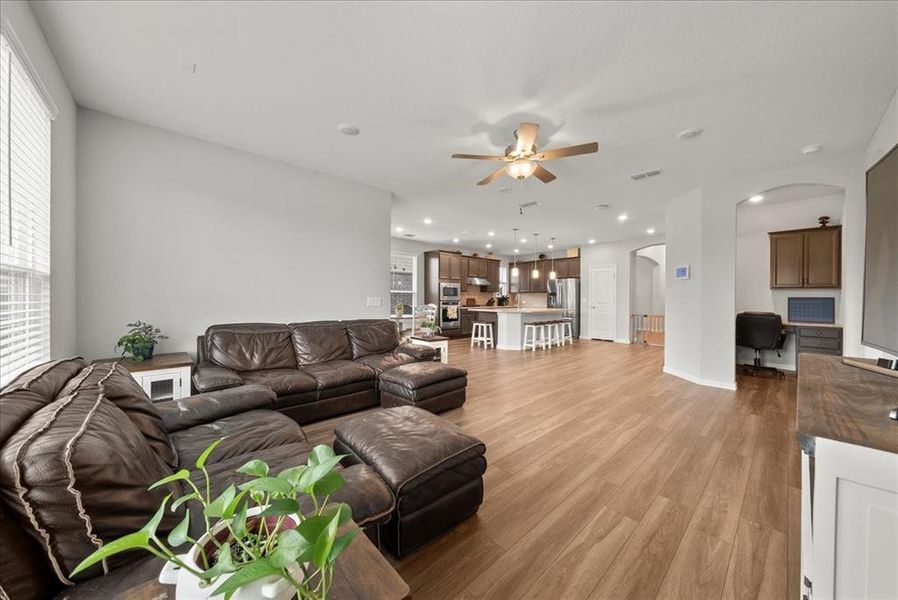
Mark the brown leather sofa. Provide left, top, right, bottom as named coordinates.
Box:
left=193, top=320, right=437, bottom=424
left=0, top=358, right=395, bottom=600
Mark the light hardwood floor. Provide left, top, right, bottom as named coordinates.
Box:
left=305, top=339, right=801, bottom=599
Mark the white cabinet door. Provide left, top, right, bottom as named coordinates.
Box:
left=132, top=366, right=190, bottom=402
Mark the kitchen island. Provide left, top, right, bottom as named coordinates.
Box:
left=468, top=307, right=566, bottom=350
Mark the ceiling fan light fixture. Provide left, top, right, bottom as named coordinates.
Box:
left=506, top=158, right=537, bottom=180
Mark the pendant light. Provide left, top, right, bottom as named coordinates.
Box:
left=549, top=237, right=557, bottom=280
left=531, top=233, right=540, bottom=279
left=510, top=228, right=520, bottom=278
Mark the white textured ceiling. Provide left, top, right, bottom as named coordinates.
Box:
left=32, top=1, right=897, bottom=253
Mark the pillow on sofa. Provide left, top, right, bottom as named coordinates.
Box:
left=344, top=320, right=402, bottom=358
left=0, top=363, right=181, bottom=583
left=205, top=323, right=297, bottom=371
left=289, top=321, right=352, bottom=365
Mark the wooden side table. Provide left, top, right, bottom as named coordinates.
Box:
left=94, top=352, right=192, bottom=402
left=410, top=335, right=450, bottom=363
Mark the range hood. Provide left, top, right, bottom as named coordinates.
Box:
left=467, top=276, right=491, bottom=287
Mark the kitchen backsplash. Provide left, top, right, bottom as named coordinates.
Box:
left=461, top=291, right=494, bottom=306
left=516, top=293, right=548, bottom=308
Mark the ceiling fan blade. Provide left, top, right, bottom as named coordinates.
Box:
left=515, top=122, right=539, bottom=155
left=535, top=142, right=599, bottom=161
left=476, top=165, right=509, bottom=186
left=451, top=153, right=509, bottom=161
left=533, top=164, right=557, bottom=183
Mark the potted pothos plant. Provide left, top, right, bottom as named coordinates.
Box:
left=115, top=320, right=168, bottom=361
left=419, top=318, right=441, bottom=337
left=70, top=440, right=359, bottom=600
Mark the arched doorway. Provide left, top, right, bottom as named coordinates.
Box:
left=630, top=243, right=666, bottom=345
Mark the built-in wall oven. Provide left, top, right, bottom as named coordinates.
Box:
left=439, top=283, right=461, bottom=330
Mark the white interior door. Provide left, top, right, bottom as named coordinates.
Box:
left=588, top=265, right=617, bottom=340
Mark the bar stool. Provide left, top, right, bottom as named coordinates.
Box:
left=523, top=322, right=549, bottom=351
left=559, top=318, right=574, bottom=345
left=545, top=320, right=564, bottom=347
left=471, top=321, right=494, bottom=348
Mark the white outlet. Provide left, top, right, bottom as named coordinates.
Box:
left=366, top=297, right=383, bottom=307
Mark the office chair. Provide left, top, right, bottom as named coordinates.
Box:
left=736, top=312, right=787, bottom=379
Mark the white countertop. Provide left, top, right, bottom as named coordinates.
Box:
left=467, top=307, right=564, bottom=313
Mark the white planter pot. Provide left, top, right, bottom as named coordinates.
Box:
left=159, top=509, right=302, bottom=600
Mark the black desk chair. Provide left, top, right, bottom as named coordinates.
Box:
left=736, top=312, right=787, bottom=379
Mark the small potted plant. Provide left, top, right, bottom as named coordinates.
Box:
left=71, top=440, right=359, bottom=600
left=419, top=318, right=441, bottom=337
left=116, top=320, right=168, bottom=361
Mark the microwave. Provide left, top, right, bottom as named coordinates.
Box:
left=440, top=282, right=461, bottom=300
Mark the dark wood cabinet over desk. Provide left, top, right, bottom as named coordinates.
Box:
left=769, top=225, right=841, bottom=289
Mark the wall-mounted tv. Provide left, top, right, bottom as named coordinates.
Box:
left=862, top=142, right=898, bottom=356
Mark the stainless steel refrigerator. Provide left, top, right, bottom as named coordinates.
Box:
left=547, top=278, right=580, bottom=338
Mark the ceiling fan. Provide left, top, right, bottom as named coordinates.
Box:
left=451, top=122, right=598, bottom=186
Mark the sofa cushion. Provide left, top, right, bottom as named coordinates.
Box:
left=0, top=364, right=181, bottom=584
left=289, top=321, right=352, bottom=365
left=205, top=323, right=297, bottom=372
left=300, top=361, right=376, bottom=390
left=343, top=320, right=402, bottom=359
left=0, top=357, right=88, bottom=447
left=239, top=368, right=318, bottom=396
left=379, top=362, right=468, bottom=391
left=170, top=409, right=309, bottom=468
left=156, top=385, right=277, bottom=433
left=354, top=351, right=418, bottom=375
left=61, top=362, right=178, bottom=469
left=192, top=364, right=244, bottom=393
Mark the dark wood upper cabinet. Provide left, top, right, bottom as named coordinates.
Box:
left=459, top=256, right=469, bottom=291
left=438, top=252, right=461, bottom=281
left=769, top=225, right=841, bottom=289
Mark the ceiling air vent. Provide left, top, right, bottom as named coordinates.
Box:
left=629, top=168, right=663, bottom=181
left=403, top=233, right=416, bottom=238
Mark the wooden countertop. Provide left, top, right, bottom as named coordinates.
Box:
left=796, top=354, right=898, bottom=455
left=93, top=352, right=192, bottom=372
left=467, top=307, right=564, bottom=314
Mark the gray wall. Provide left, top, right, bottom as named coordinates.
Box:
left=76, top=109, right=392, bottom=358
left=4, top=1, right=78, bottom=357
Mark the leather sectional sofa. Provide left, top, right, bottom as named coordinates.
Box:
left=0, top=358, right=396, bottom=600
left=193, top=320, right=438, bottom=424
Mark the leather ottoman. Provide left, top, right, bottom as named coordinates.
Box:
left=333, top=406, right=487, bottom=557
left=378, top=362, right=467, bottom=413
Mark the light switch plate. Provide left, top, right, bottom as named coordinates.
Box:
left=366, top=297, right=383, bottom=307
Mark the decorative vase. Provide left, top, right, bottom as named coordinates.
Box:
left=158, top=510, right=302, bottom=600
left=131, top=342, right=155, bottom=361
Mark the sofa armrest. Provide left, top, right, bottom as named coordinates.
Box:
left=157, top=385, right=277, bottom=433
left=396, top=343, right=438, bottom=361
left=192, top=363, right=244, bottom=393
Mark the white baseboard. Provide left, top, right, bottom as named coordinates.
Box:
left=614, top=338, right=631, bottom=344
left=662, top=366, right=737, bottom=391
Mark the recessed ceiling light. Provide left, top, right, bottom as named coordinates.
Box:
left=547, top=244, right=554, bottom=249
left=677, top=128, right=704, bottom=140
left=452, top=237, right=460, bottom=243
left=394, top=226, right=403, bottom=232
left=423, top=217, right=433, bottom=225
left=487, top=231, right=495, bottom=237
left=749, top=194, right=764, bottom=203
left=485, top=243, right=492, bottom=249
left=646, top=228, right=656, bottom=235
left=801, top=144, right=821, bottom=155
left=337, top=123, right=360, bottom=136
left=617, top=213, right=628, bottom=222
left=588, top=239, right=596, bottom=244
left=520, top=238, right=528, bottom=243
left=513, top=248, right=519, bottom=253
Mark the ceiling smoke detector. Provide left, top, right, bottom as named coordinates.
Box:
left=499, top=187, right=513, bottom=194
left=629, top=169, right=663, bottom=181
left=677, top=128, right=703, bottom=140
left=337, top=123, right=360, bottom=136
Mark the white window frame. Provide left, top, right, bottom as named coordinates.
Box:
left=0, top=22, right=56, bottom=386
left=390, top=252, right=417, bottom=331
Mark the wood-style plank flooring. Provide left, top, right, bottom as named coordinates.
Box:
left=304, top=339, right=801, bottom=599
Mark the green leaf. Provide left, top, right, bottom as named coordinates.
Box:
left=144, top=495, right=170, bottom=537
left=232, top=500, right=248, bottom=539
left=195, top=438, right=226, bottom=470
left=298, top=456, right=343, bottom=494
left=236, top=459, right=269, bottom=478
left=311, top=470, right=344, bottom=497
left=148, top=469, right=190, bottom=491
left=307, top=444, right=337, bottom=467
left=166, top=509, right=191, bottom=547
left=69, top=530, right=150, bottom=577
left=295, top=515, right=331, bottom=545
left=210, top=559, right=281, bottom=598
left=312, top=510, right=340, bottom=569
left=201, top=542, right=238, bottom=581
left=276, top=465, right=307, bottom=486
left=171, top=491, right=200, bottom=512
left=322, top=502, right=353, bottom=528
left=259, top=498, right=300, bottom=517
left=238, top=477, right=293, bottom=496
left=221, top=490, right=248, bottom=519
left=204, top=485, right=236, bottom=519
left=268, top=529, right=312, bottom=569
left=327, top=528, right=359, bottom=564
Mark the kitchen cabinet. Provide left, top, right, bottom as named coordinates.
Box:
left=460, top=310, right=475, bottom=335
left=769, top=225, right=841, bottom=289
left=459, top=256, right=470, bottom=291
left=439, top=252, right=462, bottom=281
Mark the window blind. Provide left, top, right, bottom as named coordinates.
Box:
left=0, top=33, right=52, bottom=386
